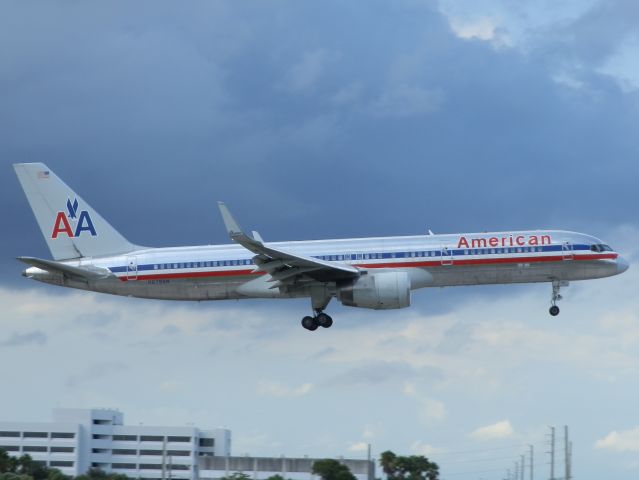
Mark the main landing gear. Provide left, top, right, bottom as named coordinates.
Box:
left=301, top=310, right=333, bottom=331
left=549, top=280, right=568, bottom=316
left=302, top=286, right=334, bottom=331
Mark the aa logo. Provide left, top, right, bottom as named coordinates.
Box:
left=51, top=198, right=97, bottom=238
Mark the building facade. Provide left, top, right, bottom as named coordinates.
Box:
left=198, top=455, right=374, bottom=480
left=0, top=408, right=231, bottom=480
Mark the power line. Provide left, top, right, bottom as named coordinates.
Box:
left=434, top=443, right=544, bottom=456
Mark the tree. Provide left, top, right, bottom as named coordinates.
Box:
left=0, top=450, right=19, bottom=475
left=311, top=459, right=356, bottom=480
left=0, top=450, right=12, bottom=474
left=46, top=469, right=69, bottom=480
left=74, top=468, right=128, bottom=480
left=219, top=473, right=251, bottom=480
left=0, top=473, right=32, bottom=480
left=265, top=475, right=288, bottom=480
left=379, top=451, right=439, bottom=480
left=15, top=455, right=48, bottom=480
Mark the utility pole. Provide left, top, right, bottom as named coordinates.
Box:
left=569, top=441, right=573, bottom=480
left=548, top=426, right=555, bottom=480
left=564, top=426, right=570, bottom=480
left=161, top=436, right=167, bottom=480
left=367, top=444, right=372, bottom=480
left=515, top=461, right=519, bottom=480
left=521, top=455, right=525, bottom=480
left=529, top=444, right=534, bottom=480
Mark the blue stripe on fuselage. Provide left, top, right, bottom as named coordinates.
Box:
left=108, top=244, right=592, bottom=273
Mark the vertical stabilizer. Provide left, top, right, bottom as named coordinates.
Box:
left=14, top=163, right=138, bottom=260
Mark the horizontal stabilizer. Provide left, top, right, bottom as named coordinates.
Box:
left=18, top=256, right=114, bottom=280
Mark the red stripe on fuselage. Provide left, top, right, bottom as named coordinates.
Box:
left=116, top=253, right=617, bottom=281
left=356, top=252, right=617, bottom=269
left=119, top=269, right=261, bottom=282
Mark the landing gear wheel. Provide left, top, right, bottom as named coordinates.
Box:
left=548, top=280, right=567, bottom=317
left=302, top=316, right=318, bottom=331
left=316, top=312, right=333, bottom=328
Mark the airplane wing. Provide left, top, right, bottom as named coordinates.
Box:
left=18, top=257, right=115, bottom=281
left=217, top=202, right=360, bottom=286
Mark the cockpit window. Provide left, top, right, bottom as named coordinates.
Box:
left=591, top=244, right=613, bottom=252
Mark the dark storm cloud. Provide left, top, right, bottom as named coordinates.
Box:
left=1, top=0, right=638, bottom=288
left=540, top=0, right=639, bottom=65
left=0, top=330, right=47, bottom=347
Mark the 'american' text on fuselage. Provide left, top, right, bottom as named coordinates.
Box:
left=457, top=234, right=552, bottom=249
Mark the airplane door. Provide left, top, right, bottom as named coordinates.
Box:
left=126, top=256, right=138, bottom=280
left=562, top=242, right=574, bottom=261
left=441, top=246, right=454, bottom=266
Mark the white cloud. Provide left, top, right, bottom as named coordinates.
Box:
left=448, top=16, right=498, bottom=41
left=361, top=427, right=375, bottom=441
left=399, top=382, right=445, bottom=422
left=469, top=420, right=514, bottom=441
left=598, top=35, right=639, bottom=92
left=410, top=441, right=442, bottom=456
left=438, top=0, right=598, bottom=49
left=403, top=382, right=416, bottom=396
left=596, top=427, right=639, bottom=452
left=419, top=398, right=446, bottom=422
left=348, top=441, right=369, bottom=452
left=257, top=381, right=313, bottom=398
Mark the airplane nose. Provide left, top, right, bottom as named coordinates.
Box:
left=617, top=256, right=630, bottom=274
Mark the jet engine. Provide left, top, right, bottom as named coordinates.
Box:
left=338, top=271, right=410, bottom=309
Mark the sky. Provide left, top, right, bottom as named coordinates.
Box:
left=1, top=0, right=639, bottom=479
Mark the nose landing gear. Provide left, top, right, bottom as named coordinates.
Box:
left=549, top=280, right=568, bottom=316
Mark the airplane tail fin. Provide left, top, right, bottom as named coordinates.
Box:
left=13, top=163, right=138, bottom=260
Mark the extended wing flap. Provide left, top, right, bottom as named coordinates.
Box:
left=18, top=257, right=114, bottom=280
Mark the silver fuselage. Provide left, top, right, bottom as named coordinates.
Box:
left=24, top=229, right=628, bottom=302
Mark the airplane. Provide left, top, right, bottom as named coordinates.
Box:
left=14, top=163, right=629, bottom=331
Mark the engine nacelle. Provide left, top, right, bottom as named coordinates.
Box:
left=338, top=271, right=411, bottom=310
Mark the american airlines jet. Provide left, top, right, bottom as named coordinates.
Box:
left=14, top=163, right=629, bottom=331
